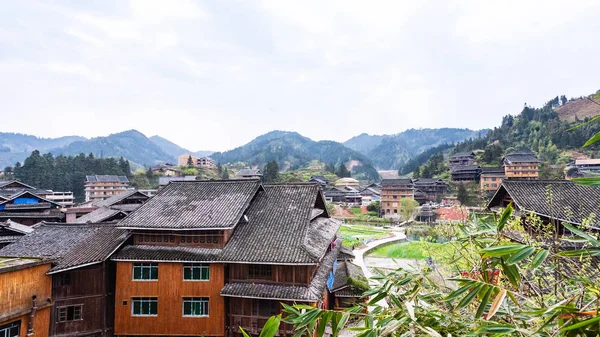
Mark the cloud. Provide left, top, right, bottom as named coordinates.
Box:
left=0, top=0, right=599, bottom=152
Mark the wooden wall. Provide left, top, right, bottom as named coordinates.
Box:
left=228, top=264, right=314, bottom=286
left=0, top=263, right=52, bottom=337
left=50, top=263, right=113, bottom=337
left=114, top=262, right=225, bottom=337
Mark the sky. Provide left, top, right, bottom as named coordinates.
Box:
left=0, top=1, right=599, bottom=152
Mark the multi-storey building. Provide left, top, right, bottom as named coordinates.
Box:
left=111, top=180, right=341, bottom=337
left=412, top=178, right=448, bottom=201
left=0, top=191, right=64, bottom=225
left=0, top=223, right=131, bottom=337
left=42, top=191, right=75, bottom=208
left=502, top=150, right=541, bottom=180
left=380, top=179, right=414, bottom=217
left=449, top=152, right=476, bottom=168
left=84, top=176, right=130, bottom=202
left=0, top=257, right=52, bottom=337
left=450, top=165, right=481, bottom=182
left=178, top=154, right=216, bottom=168
left=480, top=167, right=505, bottom=192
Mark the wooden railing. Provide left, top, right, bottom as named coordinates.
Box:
left=230, top=314, right=295, bottom=336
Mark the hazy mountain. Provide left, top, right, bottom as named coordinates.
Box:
left=0, top=133, right=86, bottom=168
left=211, top=130, right=380, bottom=180
left=50, top=130, right=174, bottom=166
left=344, top=128, right=483, bottom=169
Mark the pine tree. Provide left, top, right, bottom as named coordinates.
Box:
left=337, top=164, right=351, bottom=178
left=413, top=166, right=420, bottom=179
left=187, top=155, right=194, bottom=167
left=222, top=168, right=229, bottom=179
left=263, top=161, right=280, bottom=183
left=457, top=184, right=469, bottom=205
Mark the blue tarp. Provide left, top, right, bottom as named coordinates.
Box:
left=13, top=197, right=40, bottom=205
left=327, top=270, right=334, bottom=290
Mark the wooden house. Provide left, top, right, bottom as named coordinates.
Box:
left=330, top=261, right=368, bottom=309
left=235, top=169, right=262, bottom=180
left=0, top=220, right=33, bottom=248
left=0, top=223, right=131, bottom=337
left=480, top=167, right=505, bottom=192
left=411, top=178, right=448, bottom=201
left=380, top=179, right=414, bottom=217
left=111, top=180, right=342, bottom=337
left=450, top=165, right=481, bottom=182
left=449, top=152, right=475, bottom=168
left=487, top=180, right=600, bottom=234
left=502, top=150, right=541, bottom=180
left=0, top=257, right=53, bottom=337
left=67, top=190, right=150, bottom=224
left=0, top=191, right=64, bottom=225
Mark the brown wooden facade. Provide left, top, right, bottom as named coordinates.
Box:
left=381, top=181, right=415, bottom=217
left=114, top=262, right=225, bottom=337
left=228, top=264, right=314, bottom=286
left=49, top=263, right=116, bottom=337
left=0, top=261, right=53, bottom=337
left=227, top=299, right=297, bottom=337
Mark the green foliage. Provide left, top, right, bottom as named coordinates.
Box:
left=457, top=183, right=469, bottom=205
left=399, top=143, right=454, bottom=175
left=14, top=150, right=130, bottom=201
left=366, top=201, right=380, bottom=213
left=398, top=198, right=419, bottom=220
left=336, top=163, right=351, bottom=178
left=186, top=155, right=194, bottom=166
left=180, top=167, right=198, bottom=176
left=263, top=161, right=280, bottom=183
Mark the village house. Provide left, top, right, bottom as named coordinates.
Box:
left=480, top=167, right=505, bottom=192
left=330, top=261, right=368, bottom=310
left=66, top=190, right=150, bottom=223
left=150, top=163, right=181, bottom=177
left=84, top=175, right=130, bottom=203
left=380, top=179, right=415, bottom=217
left=0, top=223, right=131, bottom=337
left=334, top=178, right=360, bottom=188
left=235, top=169, right=262, bottom=180
left=450, top=165, right=481, bottom=182
left=323, top=186, right=362, bottom=205
left=307, top=175, right=330, bottom=188
left=487, top=180, right=600, bottom=234
left=0, top=257, right=53, bottom=337
left=0, top=220, right=33, bottom=248
left=449, top=152, right=476, bottom=168
left=177, top=154, right=216, bottom=168
left=0, top=191, right=64, bottom=225
left=108, top=180, right=342, bottom=337
left=502, top=150, right=541, bottom=180
left=411, top=178, right=448, bottom=201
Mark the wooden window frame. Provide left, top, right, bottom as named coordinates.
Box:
left=131, top=297, right=158, bottom=317
left=183, top=264, right=210, bottom=281
left=0, top=320, right=20, bottom=337
left=56, top=304, right=83, bottom=323
left=182, top=297, right=209, bottom=317
left=248, top=265, right=272, bottom=279
left=132, top=263, right=159, bottom=281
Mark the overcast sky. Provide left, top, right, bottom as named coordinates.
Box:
left=1, top=1, right=599, bottom=152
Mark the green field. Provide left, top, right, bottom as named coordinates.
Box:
left=339, top=225, right=392, bottom=247
left=368, top=241, right=461, bottom=265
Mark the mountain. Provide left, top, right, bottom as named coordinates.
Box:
left=149, top=135, right=214, bottom=161
left=50, top=130, right=174, bottom=167
left=211, top=131, right=380, bottom=180
left=344, top=128, right=483, bottom=170
left=555, top=94, right=600, bottom=123
left=0, top=133, right=86, bottom=168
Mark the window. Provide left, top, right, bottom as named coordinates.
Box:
left=131, top=297, right=158, bottom=316
left=182, top=297, right=209, bottom=316
left=0, top=321, right=20, bottom=337
left=248, top=265, right=272, bottom=278
left=133, top=263, right=158, bottom=280
left=183, top=264, right=210, bottom=281
left=57, top=305, right=82, bottom=322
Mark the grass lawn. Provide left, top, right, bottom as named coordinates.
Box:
left=368, top=241, right=463, bottom=266
left=339, top=225, right=392, bottom=247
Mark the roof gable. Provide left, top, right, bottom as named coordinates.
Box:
left=118, top=180, right=262, bottom=230
left=0, top=191, right=61, bottom=209
left=93, top=190, right=149, bottom=207
left=0, top=180, right=35, bottom=190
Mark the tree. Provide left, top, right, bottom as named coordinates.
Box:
left=187, top=155, right=194, bottom=167
left=457, top=183, right=469, bottom=205
left=336, top=163, right=351, bottom=178
left=222, top=168, right=230, bottom=179
left=397, top=198, right=419, bottom=221
left=412, top=166, right=420, bottom=179
left=263, top=161, right=280, bottom=183
left=366, top=201, right=380, bottom=214
left=145, top=167, right=153, bottom=179
left=118, top=157, right=131, bottom=177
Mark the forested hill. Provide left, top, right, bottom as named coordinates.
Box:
left=407, top=91, right=600, bottom=178
left=210, top=131, right=380, bottom=181
left=344, top=128, right=483, bottom=170
left=0, top=133, right=86, bottom=169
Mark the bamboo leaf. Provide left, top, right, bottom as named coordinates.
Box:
left=583, top=132, right=600, bottom=147
left=563, top=223, right=600, bottom=245
left=476, top=286, right=494, bottom=319
left=506, top=246, right=536, bottom=265
left=558, top=248, right=600, bottom=257
left=258, top=315, right=281, bottom=337
left=486, top=289, right=506, bottom=320
left=316, top=311, right=331, bottom=337
left=446, top=283, right=475, bottom=302
left=530, top=249, right=548, bottom=270
left=502, top=263, right=520, bottom=287
left=481, top=244, right=527, bottom=257
left=497, top=203, right=513, bottom=232
left=457, top=283, right=485, bottom=309
left=240, top=328, right=252, bottom=337
left=476, top=323, right=516, bottom=334
left=560, top=315, right=600, bottom=332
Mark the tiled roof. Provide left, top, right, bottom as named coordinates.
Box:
left=0, top=223, right=129, bottom=273
left=221, top=237, right=342, bottom=301
left=381, top=179, right=413, bottom=187
left=451, top=165, right=481, bottom=172
left=503, top=150, right=541, bottom=163
left=117, top=180, right=262, bottom=229
left=0, top=180, right=35, bottom=190
left=72, top=207, right=125, bottom=224
left=487, top=180, right=600, bottom=227
left=85, top=175, right=129, bottom=183
left=113, top=245, right=222, bottom=262
left=481, top=167, right=505, bottom=174
left=0, top=219, right=34, bottom=234
left=451, top=152, right=475, bottom=158
left=93, top=190, right=148, bottom=207
left=337, top=246, right=355, bottom=261
left=236, top=169, right=262, bottom=177
left=220, top=185, right=340, bottom=263
left=331, top=261, right=367, bottom=297
left=0, top=191, right=61, bottom=208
